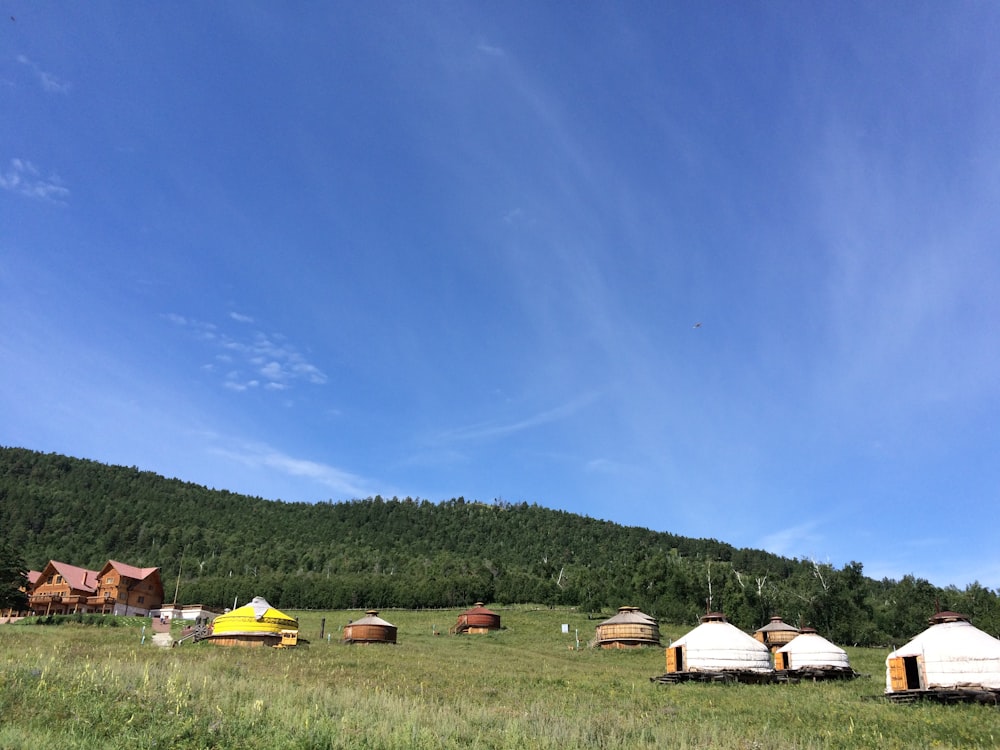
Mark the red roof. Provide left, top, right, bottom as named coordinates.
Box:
left=46, top=561, right=99, bottom=593
left=27, top=570, right=42, bottom=585
left=461, top=602, right=498, bottom=616
left=103, top=560, right=159, bottom=582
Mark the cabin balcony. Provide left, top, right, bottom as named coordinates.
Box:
left=28, top=592, right=70, bottom=615
left=29, top=593, right=62, bottom=605
left=86, top=593, right=116, bottom=606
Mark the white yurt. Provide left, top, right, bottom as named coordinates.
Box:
left=776, top=627, right=852, bottom=671
left=666, top=613, right=773, bottom=674
left=886, top=611, right=1000, bottom=694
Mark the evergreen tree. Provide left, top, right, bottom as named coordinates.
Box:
left=2, top=445, right=997, bottom=642
left=0, top=543, right=28, bottom=612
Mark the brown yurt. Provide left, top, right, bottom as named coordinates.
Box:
left=342, top=610, right=397, bottom=644
left=593, top=606, right=661, bottom=649
left=753, top=615, right=799, bottom=652
left=452, top=602, right=501, bottom=634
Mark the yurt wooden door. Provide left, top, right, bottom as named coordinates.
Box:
left=888, top=655, right=922, bottom=691
left=775, top=652, right=790, bottom=670
left=666, top=646, right=683, bottom=673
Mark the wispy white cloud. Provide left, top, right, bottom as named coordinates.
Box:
left=476, top=41, right=505, bottom=57
left=435, top=392, right=598, bottom=443
left=758, top=520, right=825, bottom=559
left=260, top=361, right=283, bottom=380
left=584, top=457, right=630, bottom=475
left=16, top=54, right=71, bottom=93
left=810, top=118, right=1000, bottom=417
left=502, top=207, right=524, bottom=224
left=166, top=313, right=327, bottom=392
left=223, top=378, right=258, bottom=392
left=0, top=158, right=69, bottom=202
left=210, top=441, right=374, bottom=499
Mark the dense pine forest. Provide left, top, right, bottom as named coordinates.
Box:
left=2, top=446, right=997, bottom=644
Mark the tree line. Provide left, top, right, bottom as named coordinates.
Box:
left=1, top=446, right=997, bottom=643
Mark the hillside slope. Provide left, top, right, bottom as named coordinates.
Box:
left=2, top=446, right=996, bottom=642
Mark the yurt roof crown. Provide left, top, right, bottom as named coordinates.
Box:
left=354, top=609, right=394, bottom=626
left=756, top=615, right=799, bottom=633
left=600, top=606, right=657, bottom=625
left=929, top=611, right=969, bottom=624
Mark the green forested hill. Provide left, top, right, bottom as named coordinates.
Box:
left=2, top=446, right=997, bottom=643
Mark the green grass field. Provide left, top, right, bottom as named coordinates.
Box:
left=1, top=606, right=997, bottom=749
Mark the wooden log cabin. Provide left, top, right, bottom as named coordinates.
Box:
left=91, top=560, right=164, bottom=616
left=26, top=559, right=163, bottom=617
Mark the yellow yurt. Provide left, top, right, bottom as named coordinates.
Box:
left=207, top=596, right=298, bottom=647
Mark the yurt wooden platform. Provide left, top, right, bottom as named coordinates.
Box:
left=651, top=669, right=777, bottom=685
left=884, top=687, right=1000, bottom=705
left=207, top=632, right=283, bottom=647
left=774, top=666, right=861, bottom=683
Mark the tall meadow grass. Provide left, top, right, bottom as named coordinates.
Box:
left=0, top=607, right=997, bottom=748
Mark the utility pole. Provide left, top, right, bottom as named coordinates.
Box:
left=172, top=546, right=187, bottom=606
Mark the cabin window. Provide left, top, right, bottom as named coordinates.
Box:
left=47, top=576, right=54, bottom=584
left=138, top=596, right=145, bottom=604
left=107, top=577, right=114, bottom=584
left=55, top=575, right=63, bottom=584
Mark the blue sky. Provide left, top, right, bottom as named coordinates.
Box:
left=3, top=3, right=999, bottom=590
